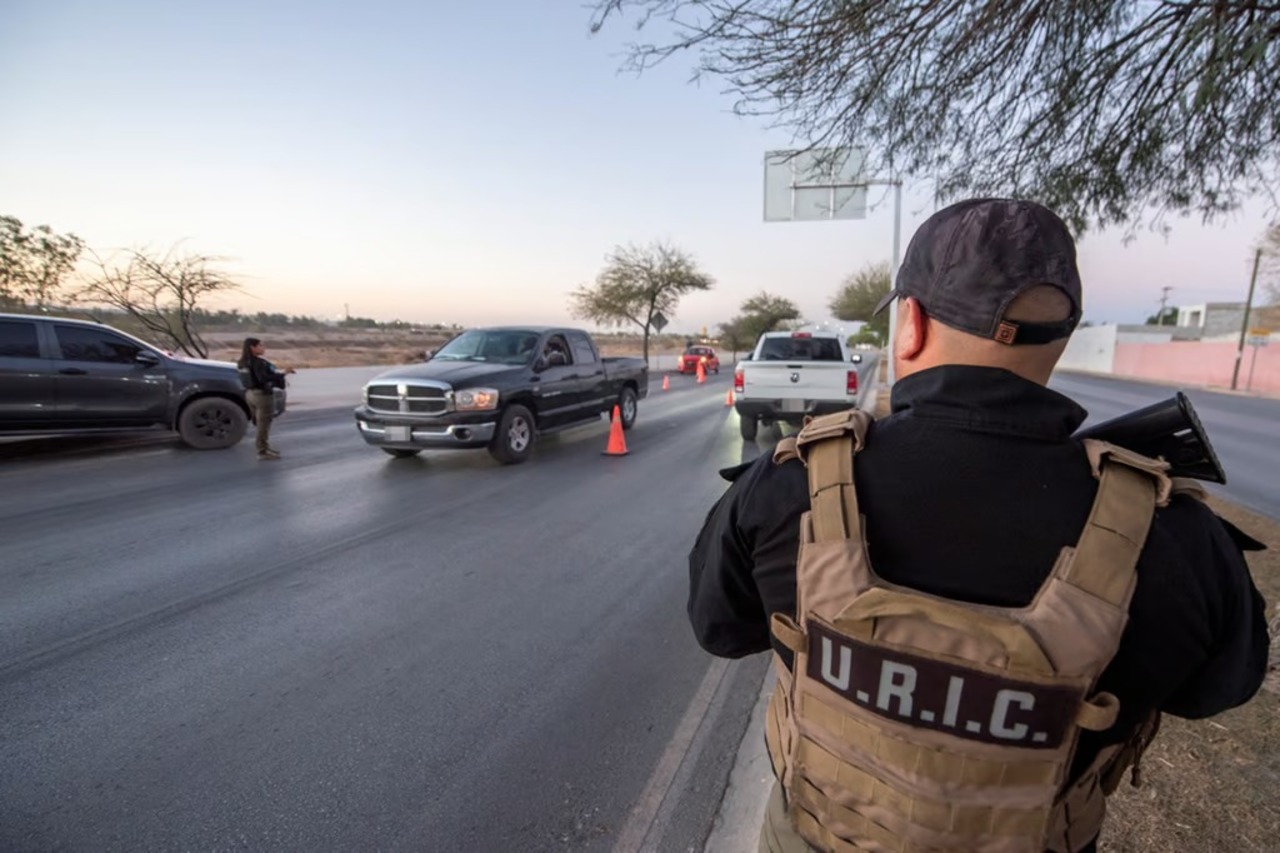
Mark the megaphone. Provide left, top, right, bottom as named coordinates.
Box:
left=1073, top=392, right=1226, bottom=484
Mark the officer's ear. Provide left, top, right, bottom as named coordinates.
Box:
left=896, top=297, right=928, bottom=362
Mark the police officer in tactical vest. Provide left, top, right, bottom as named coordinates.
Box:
left=688, top=198, right=1270, bottom=853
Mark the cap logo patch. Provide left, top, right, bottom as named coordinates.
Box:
left=995, top=322, right=1019, bottom=345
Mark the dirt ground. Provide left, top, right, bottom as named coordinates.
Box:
left=200, top=329, right=693, bottom=368
left=871, top=391, right=1279, bottom=852
left=1098, top=495, right=1279, bottom=853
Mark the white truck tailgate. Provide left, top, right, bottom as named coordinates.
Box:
left=742, top=362, right=849, bottom=406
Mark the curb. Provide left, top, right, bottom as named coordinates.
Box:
left=700, top=379, right=884, bottom=851
left=703, top=667, right=776, bottom=852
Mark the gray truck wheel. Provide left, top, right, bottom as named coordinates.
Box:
left=178, top=397, right=248, bottom=449
left=618, top=387, right=638, bottom=430
left=382, top=448, right=421, bottom=458
left=739, top=414, right=758, bottom=441
left=489, top=404, right=535, bottom=465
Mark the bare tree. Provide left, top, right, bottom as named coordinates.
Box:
left=0, top=215, right=85, bottom=309
left=829, top=261, right=892, bottom=346
left=78, top=246, right=241, bottom=358
left=570, top=240, right=714, bottom=361
left=590, top=1, right=1280, bottom=235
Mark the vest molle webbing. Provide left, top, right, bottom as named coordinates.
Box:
left=764, top=409, right=1172, bottom=852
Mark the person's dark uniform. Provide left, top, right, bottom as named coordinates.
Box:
left=237, top=341, right=287, bottom=458
left=688, top=201, right=1270, bottom=852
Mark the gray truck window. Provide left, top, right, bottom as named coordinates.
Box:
left=54, top=325, right=142, bottom=363
left=759, top=337, right=843, bottom=361
left=568, top=333, right=597, bottom=364
left=0, top=320, right=40, bottom=358
left=433, top=330, right=538, bottom=365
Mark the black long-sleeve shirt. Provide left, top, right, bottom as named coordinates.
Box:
left=239, top=356, right=285, bottom=392
left=689, top=366, right=1269, bottom=836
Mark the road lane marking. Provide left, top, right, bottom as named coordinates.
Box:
left=612, top=657, right=731, bottom=853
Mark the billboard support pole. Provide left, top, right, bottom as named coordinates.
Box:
left=884, top=180, right=902, bottom=387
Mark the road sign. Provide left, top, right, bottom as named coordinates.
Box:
left=1246, top=328, right=1270, bottom=347
left=762, top=146, right=901, bottom=383
left=764, top=147, right=869, bottom=221
left=651, top=312, right=668, bottom=333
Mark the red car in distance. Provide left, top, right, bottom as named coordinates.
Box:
left=677, top=345, right=720, bottom=375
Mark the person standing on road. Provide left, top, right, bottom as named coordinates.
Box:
left=237, top=337, right=294, bottom=460
left=688, top=199, right=1270, bottom=852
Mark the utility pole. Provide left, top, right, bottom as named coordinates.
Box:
left=1157, top=286, right=1173, bottom=325
left=1230, top=248, right=1263, bottom=391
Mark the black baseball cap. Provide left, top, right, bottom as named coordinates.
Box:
left=873, top=198, right=1082, bottom=345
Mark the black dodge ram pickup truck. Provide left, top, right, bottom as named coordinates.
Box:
left=0, top=312, right=284, bottom=449
left=354, top=326, right=648, bottom=464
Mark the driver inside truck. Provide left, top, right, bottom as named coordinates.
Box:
left=543, top=339, right=569, bottom=366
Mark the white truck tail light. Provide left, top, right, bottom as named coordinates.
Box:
left=846, top=370, right=858, bottom=395
left=734, top=369, right=745, bottom=393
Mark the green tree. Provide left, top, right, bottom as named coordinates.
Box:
left=1145, top=307, right=1179, bottom=326
left=847, top=326, right=881, bottom=349
left=1260, top=221, right=1280, bottom=306
left=569, top=240, right=714, bottom=362
left=717, top=291, right=801, bottom=356
left=716, top=315, right=754, bottom=360
left=738, top=291, right=801, bottom=340
left=590, top=1, right=1280, bottom=234
left=77, top=246, right=242, bottom=358
left=829, top=261, right=892, bottom=347
left=0, top=215, right=85, bottom=309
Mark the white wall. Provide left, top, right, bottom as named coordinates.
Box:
left=1059, top=325, right=1117, bottom=373
left=1118, top=330, right=1174, bottom=344
left=1178, top=304, right=1207, bottom=328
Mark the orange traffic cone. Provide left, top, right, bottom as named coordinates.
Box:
left=602, top=405, right=629, bottom=456
left=696, top=360, right=706, bottom=384
left=725, top=388, right=734, bottom=406
left=662, top=375, right=670, bottom=391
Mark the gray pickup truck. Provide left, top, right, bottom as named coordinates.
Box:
left=354, top=326, right=648, bottom=464
left=0, top=312, right=284, bottom=449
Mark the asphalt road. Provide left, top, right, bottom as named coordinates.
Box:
left=1, top=362, right=881, bottom=853
left=1050, top=371, right=1280, bottom=519
left=1, top=358, right=1271, bottom=853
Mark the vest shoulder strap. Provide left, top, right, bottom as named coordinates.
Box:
left=772, top=436, right=800, bottom=465
left=794, top=409, right=873, bottom=543
left=1064, top=440, right=1170, bottom=607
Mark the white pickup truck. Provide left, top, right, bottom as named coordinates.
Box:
left=732, top=330, right=865, bottom=440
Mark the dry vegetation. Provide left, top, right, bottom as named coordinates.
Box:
left=200, top=329, right=700, bottom=369
left=1099, top=497, right=1278, bottom=853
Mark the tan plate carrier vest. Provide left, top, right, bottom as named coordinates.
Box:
left=764, top=409, right=1177, bottom=853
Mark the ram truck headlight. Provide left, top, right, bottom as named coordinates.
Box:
left=453, top=388, right=500, bottom=411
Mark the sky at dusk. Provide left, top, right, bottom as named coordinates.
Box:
left=2, top=0, right=1276, bottom=335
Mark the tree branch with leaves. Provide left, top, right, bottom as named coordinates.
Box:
left=590, top=0, right=1280, bottom=235
left=1260, top=221, right=1280, bottom=305
left=77, top=246, right=241, bottom=358
left=829, top=261, right=891, bottom=346
left=716, top=315, right=755, bottom=360
left=0, top=215, right=85, bottom=309
left=717, top=290, right=801, bottom=356
left=570, top=240, right=714, bottom=361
